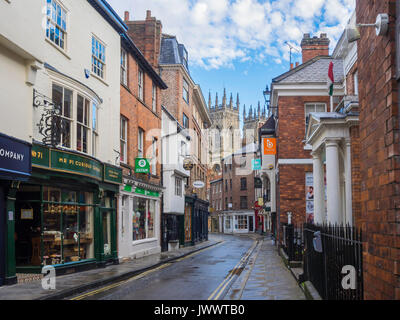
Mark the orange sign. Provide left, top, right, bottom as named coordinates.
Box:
left=263, top=138, right=277, bottom=155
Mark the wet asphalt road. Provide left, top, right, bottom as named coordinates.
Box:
left=70, top=234, right=257, bottom=300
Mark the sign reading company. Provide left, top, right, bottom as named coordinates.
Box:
left=0, top=133, right=31, bottom=180
left=135, top=158, right=150, bottom=173
left=31, top=144, right=122, bottom=184
left=263, top=138, right=277, bottom=155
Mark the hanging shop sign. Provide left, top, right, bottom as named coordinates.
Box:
left=193, top=181, right=205, bottom=189
left=31, top=143, right=122, bottom=184
left=252, top=159, right=262, bottom=171
left=135, top=158, right=150, bottom=173
left=183, top=158, right=194, bottom=171
left=263, top=138, right=277, bottom=155
left=0, top=133, right=32, bottom=180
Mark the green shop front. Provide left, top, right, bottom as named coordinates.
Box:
left=9, top=143, right=122, bottom=278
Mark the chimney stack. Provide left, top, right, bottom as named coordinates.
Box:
left=146, top=10, right=152, bottom=20
left=301, top=33, right=330, bottom=64
left=124, top=11, right=130, bottom=22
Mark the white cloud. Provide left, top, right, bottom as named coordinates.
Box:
left=107, top=0, right=355, bottom=69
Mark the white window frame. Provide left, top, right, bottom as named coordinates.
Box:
left=305, top=103, right=327, bottom=129
left=175, top=177, right=183, bottom=197
left=152, top=83, right=157, bottom=112
left=46, top=0, right=67, bottom=51
left=120, top=116, right=128, bottom=164
left=52, top=84, right=73, bottom=149
left=76, top=94, right=91, bottom=154
left=138, top=128, right=144, bottom=158
left=138, top=68, right=144, bottom=101
left=353, top=71, right=359, bottom=96
left=92, top=36, right=106, bottom=79
left=121, top=48, right=128, bottom=86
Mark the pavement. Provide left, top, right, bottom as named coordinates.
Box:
left=226, top=236, right=306, bottom=300
left=0, top=237, right=222, bottom=300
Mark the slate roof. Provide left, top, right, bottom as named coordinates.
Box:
left=272, top=56, right=344, bottom=84
left=159, top=35, right=189, bottom=73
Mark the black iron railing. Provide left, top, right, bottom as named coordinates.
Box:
left=303, top=223, right=363, bottom=300
left=282, top=223, right=304, bottom=262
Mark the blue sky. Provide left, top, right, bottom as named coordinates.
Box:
left=107, top=0, right=355, bottom=126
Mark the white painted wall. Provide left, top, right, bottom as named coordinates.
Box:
left=0, top=0, right=121, bottom=165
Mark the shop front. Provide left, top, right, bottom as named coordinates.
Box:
left=119, top=180, right=162, bottom=261
left=0, top=133, right=32, bottom=286
left=223, top=211, right=255, bottom=234
left=181, top=195, right=209, bottom=246
left=7, top=143, right=122, bottom=279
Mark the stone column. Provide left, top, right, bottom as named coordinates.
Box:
left=312, top=151, right=325, bottom=224
left=345, top=140, right=353, bottom=226
left=325, top=139, right=342, bottom=225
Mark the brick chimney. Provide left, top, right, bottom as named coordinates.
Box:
left=301, top=33, right=330, bottom=64
left=124, top=10, right=163, bottom=70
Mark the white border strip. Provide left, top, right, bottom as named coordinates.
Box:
left=278, top=159, right=313, bottom=165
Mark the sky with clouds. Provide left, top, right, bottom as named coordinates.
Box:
left=108, top=0, right=355, bottom=126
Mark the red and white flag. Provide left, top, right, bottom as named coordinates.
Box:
left=327, top=61, right=334, bottom=96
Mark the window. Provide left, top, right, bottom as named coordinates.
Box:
left=183, top=78, right=189, bottom=103
left=121, top=49, right=127, bottom=86
left=183, top=113, right=189, bottom=129
left=240, top=196, right=248, bottom=209
left=77, top=95, right=90, bottom=154
left=52, top=84, right=72, bottom=148
left=225, top=198, right=228, bottom=210
left=138, top=128, right=144, bottom=158
left=240, top=178, right=247, bottom=190
left=92, top=102, right=98, bottom=156
left=120, top=116, right=127, bottom=163
left=92, top=36, right=106, bottom=79
left=151, top=138, right=157, bottom=175
left=305, top=103, right=326, bottom=128
left=353, top=71, right=359, bottom=96
left=225, top=180, right=228, bottom=192
left=236, top=215, right=248, bottom=230
left=175, top=177, right=183, bottom=197
left=152, top=83, right=157, bottom=112
left=132, top=198, right=156, bottom=241
left=230, top=179, right=232, bottom=190
left=46, top=0, right=67, bottom=50
left=138, top=69, right=144, bottom=101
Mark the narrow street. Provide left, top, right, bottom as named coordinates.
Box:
left=67, top=234, right=305, bottom=301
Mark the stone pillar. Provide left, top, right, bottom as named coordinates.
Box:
left=312, top=151, right=325, bottom=224
left=345, top=140, right=353, bottom=226
left=325, top=140, right=342, bottom=225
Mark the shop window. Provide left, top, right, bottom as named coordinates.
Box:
left=236, top=215, right=248, bottom=230
left=132, top=198, right=156, bottom=241
left=41, top=188, right=94, bottom=265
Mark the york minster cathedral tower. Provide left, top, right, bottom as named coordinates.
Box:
left=243, top=101, right=267, bottom=144
left=208, top=89, right=241, bottom=172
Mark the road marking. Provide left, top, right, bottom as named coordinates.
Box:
left=208, top=241, right=258, bottom=301
left=70, top=241, right=224, bottom=301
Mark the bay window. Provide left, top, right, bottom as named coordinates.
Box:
left=52, top=84, right=72, bottom=148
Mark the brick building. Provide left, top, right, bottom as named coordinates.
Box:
left=356, top=0, right=400, bottom=300
left=270, top=33, right=341, bottom=232
left=220, top=143, right=260, bottom=234
left=118, top=33, right=168, bottom=261
left=124, top=11, right=211, bottom=247
left=209, top=176, right=223, bottom=232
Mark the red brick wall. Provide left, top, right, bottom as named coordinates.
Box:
left=356, top=0, right=400, bottom=300
left=120, top=48, right=162, bottom=186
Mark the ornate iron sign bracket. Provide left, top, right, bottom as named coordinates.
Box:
left=33, top=89, right=67, bottom=148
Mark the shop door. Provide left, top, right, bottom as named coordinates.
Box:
left=102, top=210, right=112, bottom=257
left=249, top=216, right=254, bottom=232
left=184, top=205, right=192, bottom=243
left=0, top=186, right=5, bottom=286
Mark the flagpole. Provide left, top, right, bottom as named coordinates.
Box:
left=330, top=95, right=333, bottom=113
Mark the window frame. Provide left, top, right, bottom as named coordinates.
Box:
left=152, top=82, right=157, bottom=112
left=92, top=36, right=106, bottom=79
left=183, top=78, right=189, bottom=103
left=120, top=116, right=128, bottom=164
left=182, top=113, right=189, bottom=129
left=46, top=0, right=68, bottom=51
left=121, top=48, right=128, bottom=86
left=305, top=103, right=327, bottom=130
left=175, top=177, right=183, bottom=197
left=151, top=137, right=157, bottom=175
left=138, top=68, right=144, bottom=101
left=138, top=128, right=144, bottom=158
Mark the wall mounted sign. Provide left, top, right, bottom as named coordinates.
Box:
left=135, top=188, right=160, bottom=198
left=21, top=209, right=34, bottom=220
left=263, top=138, right=277, bottom=155
left=31, top=143, right=122, bottom=184
left=193, top=181, right=205, bottom=189
left=0, top=133, right=32, bottom=180
left=252, top=159, right=262, bottom=171
left=135, top=158, right=150, bottom=173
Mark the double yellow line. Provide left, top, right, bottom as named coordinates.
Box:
left=71, top=241, right=225, bottom=301
left=208, top=241, right=258, bottom=301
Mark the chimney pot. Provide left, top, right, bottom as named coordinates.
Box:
left=124, top=11, right=130, bottom=21
left=290, top=63, right=294, bottom=70
left=295, top=62, right=299, bottom=67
